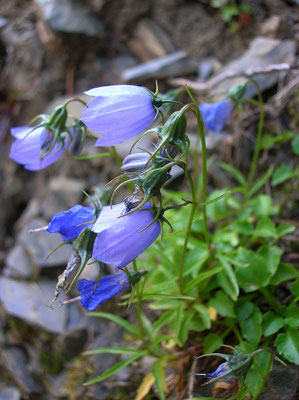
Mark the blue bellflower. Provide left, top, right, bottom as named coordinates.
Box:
left=77, top=272, right=131, bottom=311
left=10, top=126, right=64, bottom=171
left=81, top=85, right=157, bottom=146
left=199, top=98, right=234, bottom=132
left=47, top=204, right=95, bottom=242
left=92, top=202, right=161, bottom=268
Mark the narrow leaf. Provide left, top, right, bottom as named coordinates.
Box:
left=84, top=353, right=144, bottom=385
left=88, top=311, right=140, bottom=338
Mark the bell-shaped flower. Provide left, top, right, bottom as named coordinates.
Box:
left=199, top=98, right=234, bottom=132
left=121, top=152, right=152, bottom=175
left=9, top=126, right=64, bottom=171
left=81, top=85, right=158, bottom=146
left=92, top=202, right=161, bottom=268
left=47, top=204, right=95, bottom=242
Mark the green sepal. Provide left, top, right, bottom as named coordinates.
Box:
left=66, top=227, right=97, bottom=292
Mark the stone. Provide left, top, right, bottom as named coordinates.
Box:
left=18, top=218, right=71, bottom=268
left=122, top=51, right=198, bottom=82
left=35, top=0, right=105, bottom=39
left=0, top=277, right=68, bottom=334
left=128, top=19, right=176, bottom=62
left=0, top=387, right=21, bottom=400
left=41, top=176, right=86, bottom=219
left=4, top=244, right=35, bottom=279
left=211, top=37, right=296, bottom=100
left=1, top=347, right=43, bottom=395
left=55, top=327, right=88, bottom=359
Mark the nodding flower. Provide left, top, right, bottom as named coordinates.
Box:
left=81, top=85, right=162, bottom=146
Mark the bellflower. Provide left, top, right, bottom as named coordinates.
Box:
left=81, top=85, right=158, bottom=146
left=121, top=152, right=152, bottom=175
left=77, top=272, right=131, bottom=311
left=199, top=98, right=234, bottom=132
left=92, top=202, right=161, bottom=268
left=47, top=204, right=95, bottom=242
left=10, top=126, right=64, bottom=171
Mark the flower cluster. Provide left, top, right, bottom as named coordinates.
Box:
left=10, top=83, right=237, bottom=311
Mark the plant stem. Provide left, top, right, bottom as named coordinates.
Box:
left=178, top=171, right=197, bottom=294
left=110, top=145, right=122, bottom=168
left=244, top=79, right=265, bottom=201
left=133, top=260, right=157, bottom=356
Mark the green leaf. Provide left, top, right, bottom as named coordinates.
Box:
left=84, top=352, right=145, bottom=385
left=292, top=135, right=299, bottom=155
left=251, top=194, right=276, bottom=217
left=262, top=311, right=284, bottom=336
left=221, top=5, right=239, bottom=22
left=272, top=165, right=294, bottom=186
left=245, top=367, right=264, bottom=397
left=248, top=167, right=274, bottom=198
left=275, top=328, right=299, bottom=364
left=152, top=309, right=176, bottom=337
left=276, top=224, right=295, bottom=238
left=203, top=333, right=223, bottom=354
left=240, top=305, right=262, bottom=346
left=88, top=312, right=140, bottom=338
left=208, top=290, right=235, bottom=318
left=236, top=246, right=282, bottom=291
left=255, top=217, right=277, bottom=238
left=152, top=359, right=166, bottom=400
left=84, top=347, right=143, bottom=356
left=174, top=303, right=185, bottom=344
left=177, top=310, right=195, bottom=346
left=236, top=301, right=255, bottom=322
left=285, top=305, right=299, bottom=328
left=270, top=262, right=299, bottom=285
left=260, top=130, right=293, bottom=150
left=220, top=162, right=246, bottom=186
left=290, top=279, right=299, bottom=297
left=193, top=303, right=211, bottom=330
left=185, top=266, right=223, bottom=291
left=216, top=254, right=239, bottom=300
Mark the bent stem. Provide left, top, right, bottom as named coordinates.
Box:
left=244, top=79, right=264, bottom=202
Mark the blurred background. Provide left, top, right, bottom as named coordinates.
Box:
left=0, top=0, right=298, bottom=399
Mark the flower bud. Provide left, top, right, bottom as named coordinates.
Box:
left=121, top=152, right=152, bottom=174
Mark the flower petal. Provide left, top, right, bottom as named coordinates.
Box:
left=199, top=99, right=234, bottom=132
left=47, top=204, right=95, bottom=242
left=92, top=204, right=161, bottom=268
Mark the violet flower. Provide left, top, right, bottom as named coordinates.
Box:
left=10, top=126, right=64, bottom=171
left=77, top=272, right=131, bottom=311
left=81, top=85, right=158, bottom=146
left=121, top=152, right=152, bottom=175
left=47, top=204, right=95, bottom=242
left=199, top=98, right=234, bottom=132
left=92, top=202, right=161, bottom=268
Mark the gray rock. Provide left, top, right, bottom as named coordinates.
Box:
left=122, top=51, right=198, bottom=82
left=18, top=218, right=71, bottom=268
left=0, top=387, right=21, bottom=400
left=0, top=278, right=68, bottom=333
left=211, top=37, right=296, bottom=100
left=4, top=244, right=36, bottom=279
left=1, top=347, right=43, bottom=395
left=41, top=176, right=86, bottom=219
left=35, top=0, right=105, bottom=38
left=55, top=327, right=88, bottom=359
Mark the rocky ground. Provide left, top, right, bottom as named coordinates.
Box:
left=0, top=0, right=298, bottom=399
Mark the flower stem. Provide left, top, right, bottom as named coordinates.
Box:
left=178, top=171, right=197, bottom=295
left=110, top=146, right=122, bottom=168
left=244, top=79, right=264, bottom=201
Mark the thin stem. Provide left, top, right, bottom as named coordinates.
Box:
left=71, top=152, right=110, bottom=160
left=178, top=170, right=197, bottom=295
left=132, top=260, right=157, bottom=357
left=244, top=79, right=265, bottom=201
left=110, top=146, right=122, bottom=168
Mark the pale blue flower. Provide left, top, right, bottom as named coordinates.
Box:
left=81, top=85, right=157, bottom=146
